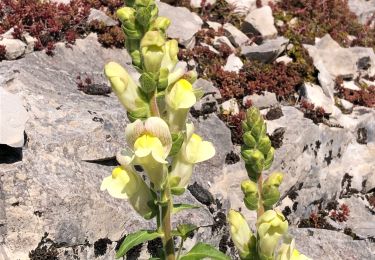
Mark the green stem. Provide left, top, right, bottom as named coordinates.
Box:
left=150, top=92, right=160, bottom=117
left=176, top=238, right=184, bottom=260
left=161, top=182, right=175, bottom=260
left=257, top=173, right=264, bottom=218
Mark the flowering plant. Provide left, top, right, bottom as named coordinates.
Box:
left=101, top=1, right=228, bottom=259
left=228, top=107, right=311, bottom=260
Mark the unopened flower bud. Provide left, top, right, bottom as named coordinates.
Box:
left=241, top=149, right=265, bottom=181
left=228, top=210, right=256, bottom=259
left=241, top=180, right=258, bottom=210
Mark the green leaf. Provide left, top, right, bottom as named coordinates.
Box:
left=172, top=203, right=200, bottom=214
left=177, top=224, right=198, bottom=239
left=116, top=230, right=160, bottom=258
left=169, top=132, right=184, bottom=156
left=179, top=243, right=230, bottom=260
left=140, top=72, right=157, bottom=93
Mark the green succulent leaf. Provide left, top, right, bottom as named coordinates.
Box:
left=115, top=230, right=160, bottom=258
left=172, top=203, right=200, bottom=214
left=179, top=243, right=230, bottom=260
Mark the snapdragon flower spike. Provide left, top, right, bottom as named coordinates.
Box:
left=256, top=210, right=289, bottom=258
left=228, top=210, right=256, bottom=260
left=276, top=237, right=311, bottom=260
left=104, top=62, right=149, bottom=118
left=166, top=79, right=198, bottom=133
left=169, top=123, right=215, bottom=191
left=100, top=165, right=155, bottom=219
left=125, top=117, right=172, bottom=190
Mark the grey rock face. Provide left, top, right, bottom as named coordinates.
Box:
left=0, top=88, right=28, bottom=147
left=0, top=38, right=26, bottom=60
left=192, top=79, right=220, bottom=115
left=241, top=6, right=278, bottom=40
left=87, top=8, right=118, bottom=27
left=290, top=228, right=375, bottom=260
left=241, top=36, right=288, bottom=63
left=223, top=23, right=250, bottom=47
left=158, top=2, right=203, bottom=47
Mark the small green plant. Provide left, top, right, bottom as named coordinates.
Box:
left=100, top=0, right=229, bottom=259
left=228, top=107, right=310, bottom=260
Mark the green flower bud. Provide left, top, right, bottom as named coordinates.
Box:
left=257, top=136, right=272, bottom=156
left=241, top=180, right=258, bottom=210
left=243, top=131, right=257, bottom=149
left=150, top=16, right=171, bottom=32
left=228, top=210, right=257, bottom=260
left=246, top=107, right=261, bottom=127
left=242, top=121, right=250, bottom=132
left=241, top=149, right=264, bottom=181
left=262, top=172, right=283, bottom=209
left=264, top=147, right=275, bottom=170
left=257, top=210, right=288, bottom=258
left=117, top=7, right=136, bottom=23
left=264, top=172, right=283, bottom=187
left=250, top=118, right=266, bottom=140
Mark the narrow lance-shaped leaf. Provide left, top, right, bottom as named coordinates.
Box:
left=179, top=242, right=230, bottom=260
left=116, top=230, right=161, bottom=258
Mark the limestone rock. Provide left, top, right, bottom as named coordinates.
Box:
left=223, top=23, right=250, bottom=47
left=241, top=6, right=277, bottom=40
left=191, top=0, right=216, bottom=8
left=221, top=98, right=239, bottom=115
left=243, top=91, right=278, bottom=109
left=224, top=0, right=257, bottom=15
left=276, top=55, right=293, bottom=64
left=348, top=0, right=375, bottom=26
left=223, top=53, right=243, bottom=73
left=0, top=88, right=28, bottom=147
left=213, top=36, right=236, bottom=51
left=290, top=228, right=375, bottom=260
left=300, top=82, right=334, bottom=114
left=192, top=79, right=220, bottom=115
left=158, top=2, right=203, bottom=47
left=206, top=21, right=222, bottom=31
left=87, top=8, right=118, bottom=27
left=304, top=34, right=375, bottom=80
left=241, top=36, right=288, bottom=63
left=0, top=38, right=26, bottom=60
